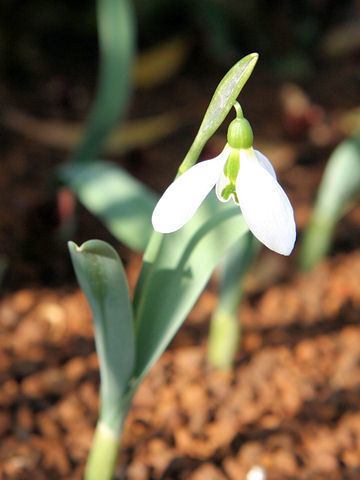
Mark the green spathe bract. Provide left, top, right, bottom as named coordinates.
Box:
left=179, top=53, right=258, bottom=174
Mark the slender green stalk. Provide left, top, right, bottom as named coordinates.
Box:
left=84, top=422, right=121, bottom=480
left=208, top=309, right=241, bottom=369
left=84, top=390, right=135, bottom=480
left=132, top=231, right=164, bottom=323
left=208, top=232, right=258, bottom=369
left=299, top=135, right=360, bottom=271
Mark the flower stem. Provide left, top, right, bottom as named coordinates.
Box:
left=208, top=309, right=242, bottom=369
left=207, top=231, right=258, bottom=369
left=299, top=214, right=335, bottom=271
left=133, top=231, right=164, bottom=323
left=84, top=421, right=121, bottom=480
left=233, top=101, right=244, bottom=118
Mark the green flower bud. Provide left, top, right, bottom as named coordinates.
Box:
left=227, top=117, right=253, bottom=149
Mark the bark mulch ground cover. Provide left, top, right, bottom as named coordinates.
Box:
left=1, top=250, right=360, bottom=479
left=0, top=63, right=360, bottom=479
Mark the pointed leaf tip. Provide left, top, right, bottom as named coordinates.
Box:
left=68, top=239, right=119, bottom=260
left=68, top=238, right=135, bottom=427
left=179, top=52, right=260, bottom=174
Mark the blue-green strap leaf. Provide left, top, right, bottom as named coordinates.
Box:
left=68, top=240, right=135, bottom=431
left=71, top=0, right=136, bottom=162
left=60, top=161, right=157, bottom=252
left=300, top=135, right=360, bottom=270
left=312, top=136, right=360, bottom=218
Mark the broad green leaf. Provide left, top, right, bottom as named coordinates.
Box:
left=68, top=240, right=134, bottom=431
left=133, top=192, right=249, bottom=382
left=179, top=52, right=258, bottom=174
left=71, top=0, right=135, bottom=162
left=300, top=135, right=360, bottom=270
left=61, top=161, right=157, bottom=252
left=217, top=232, right=259, bottom=313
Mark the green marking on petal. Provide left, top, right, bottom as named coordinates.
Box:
left=221, top=183, right=239, bottom=204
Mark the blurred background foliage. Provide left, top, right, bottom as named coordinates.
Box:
left=1, top=0, right=357, bottom=90
left=1, top=0, right=360, bottom=289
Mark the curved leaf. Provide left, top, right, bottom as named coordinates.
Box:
left=133, top=192, right=249, bottom=382
left=71, top=0, right=136, bottom=162
left=68, top=240, right=134, bottom=431
left=61, top=161, right=157, bottom=251
left=300, top=135, right=360, bottom=270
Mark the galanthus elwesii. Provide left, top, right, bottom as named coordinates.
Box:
left=152, top=105, right=296, bottom=256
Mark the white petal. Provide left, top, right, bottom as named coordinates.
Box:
left=236, top=149, right=296, bottom=255
left=152, top=150, right=228, bottom=233
left=254, top=149, right=277, bottom=178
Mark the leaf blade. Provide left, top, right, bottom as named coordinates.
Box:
left=68, top=239, right=135, bottom=430
left=72, top=0, right=136, bottom=162
left=61, top=161, right=157, bottom=251
left=300, top=135, right=360, bottom=270
left=133, top=193, right=249, bottom=381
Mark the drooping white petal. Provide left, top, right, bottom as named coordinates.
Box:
left=236, top=149, right=296, bottom=255
left=152, top=149, right=228, bottom=233
left=254, top=149, right=277, bottom=178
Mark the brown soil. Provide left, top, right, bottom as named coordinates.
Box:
left=1, top=63, right=360, bottom=479
left=1, top=251, right=360, bottom=479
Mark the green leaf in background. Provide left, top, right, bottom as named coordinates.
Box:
left=61, top=161, right=157, bottom=252
left=300, top=135, right=360, bottom=271
left=133, top=192, right=249, bottom=382
left=134, top=34, right=190, bottom=89
left=4, top=108, right=181, bottom=155
left=68, top=240, right=134, bottom=431
left=208, top=231, right=259, bottom=369
left=179, top=52, right=258, bottom=174
left=71, top=0, right=136, bottom=162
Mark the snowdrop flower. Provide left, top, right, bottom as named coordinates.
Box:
left=152, top=106, right=296, bottom=256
